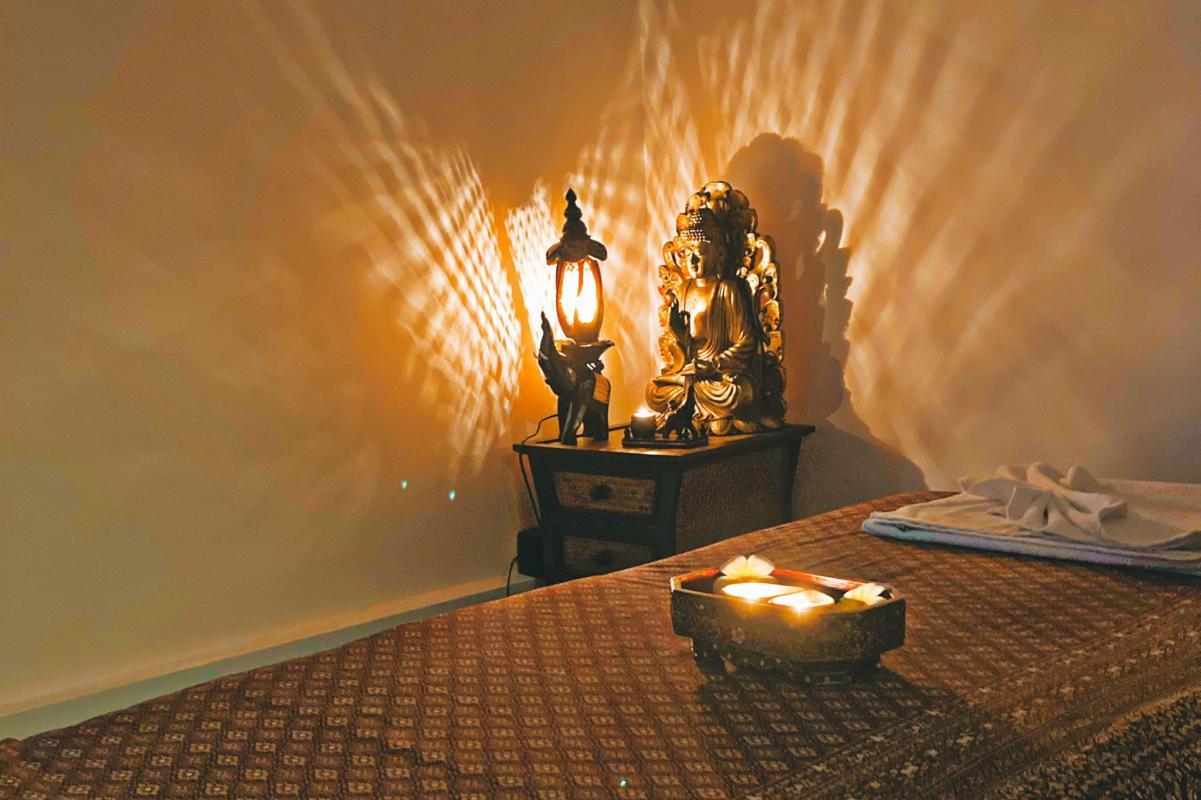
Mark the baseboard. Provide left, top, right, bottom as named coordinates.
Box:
left=0, top=572, right=539, bottom=740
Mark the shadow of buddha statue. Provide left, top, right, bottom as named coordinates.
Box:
left=646, top=181, right=786, bottom=436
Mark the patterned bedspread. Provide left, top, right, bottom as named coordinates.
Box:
left=3, top=492, right=1200, bottom=799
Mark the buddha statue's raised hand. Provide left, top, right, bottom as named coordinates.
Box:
left=667, top=297, right=691, bottom=356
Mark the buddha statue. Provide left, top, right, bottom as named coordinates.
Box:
left=646, top=181, right=785, bottom=435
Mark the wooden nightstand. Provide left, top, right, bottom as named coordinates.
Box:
left=514, top=424, right=814, bottom=583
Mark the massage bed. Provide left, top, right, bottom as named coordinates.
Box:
left=2, top=492, right=1199, bottom=798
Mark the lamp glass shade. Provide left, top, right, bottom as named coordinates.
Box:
left=555, top=257, right=604, bottom=342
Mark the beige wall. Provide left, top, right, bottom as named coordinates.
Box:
left=3, top=0, right=1199, bottom=716
left=653, top=0, right=1201, bottom=509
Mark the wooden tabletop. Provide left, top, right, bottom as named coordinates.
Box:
left=513, top=423, right=814, bottom=464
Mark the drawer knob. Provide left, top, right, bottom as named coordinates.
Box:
left=588, top=483, right=613, bottom=501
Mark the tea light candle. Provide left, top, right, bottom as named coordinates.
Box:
left=721, top=582, right=799, bottom=601
left=769, top=588, right=835, bottom=611
left=630, top=406, right=657, bottom=440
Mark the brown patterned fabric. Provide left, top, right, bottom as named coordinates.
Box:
left=3, top=492, right=1200, bottom=799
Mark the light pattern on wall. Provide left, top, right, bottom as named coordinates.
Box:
left=247, top=0, right=1201, bottom=490
left=563, top=50, right=661, bottom=402
left=248, top=3, right=523, bottom=478
left=505, top=182, right=561, bottom=345
left=679, top=0, right=1201, bottom=486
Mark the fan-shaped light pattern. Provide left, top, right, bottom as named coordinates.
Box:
left=505, top=182, right=562, bottom=342
left=562, top=47, right=661, bottom=416
left=248, top=0, right=1201, bottom=490
left=247, top=3, right=521, bottom=478
left=637, top=1, right=709, bottom=263
left=684, top=0, right=1201, bottom=485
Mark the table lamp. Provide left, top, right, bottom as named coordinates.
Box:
left=536, top=189, right=614, bottom=445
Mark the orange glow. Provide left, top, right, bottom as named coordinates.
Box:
left=506, top=182, right=562, bottom=342
left=247, top=0, right=1201, bottom=495
left=721, top=582, right=796, bottom=601
left=556, top=258, right=604, bottom=342
left=243, top=2, right=524, bottom=481
left=558, top=262, right=581, bottom=325
left=575, top=263, right=599, bottom=324
left=770, top=589, right=836, bottom=612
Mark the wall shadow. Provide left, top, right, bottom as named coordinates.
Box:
left=725, top=134, right=925, bottom=516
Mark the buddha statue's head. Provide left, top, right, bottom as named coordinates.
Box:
left=674, top=182, right=757, bottom=281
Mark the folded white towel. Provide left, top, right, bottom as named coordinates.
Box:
left=865, top=464, right=1201, bottom=574
left=961, top=463, right=1126, bottom=543
left=862, top=517, right=1201, bottom=575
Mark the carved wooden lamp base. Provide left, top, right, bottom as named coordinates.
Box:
left=541, top=338, right=613, bottom=446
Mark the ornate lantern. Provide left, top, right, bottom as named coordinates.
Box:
left=547, top=189, right=606, bottom=342
left=536, top=190, right=613, bottom=445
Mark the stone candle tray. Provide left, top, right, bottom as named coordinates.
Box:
left=670, top=566, right=905, bottom=679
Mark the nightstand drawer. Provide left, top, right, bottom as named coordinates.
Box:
left=563, top=536, right=653, bottom=574
left=552, top=472, right=656, bottom=515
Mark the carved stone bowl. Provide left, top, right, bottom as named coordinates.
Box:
left=670, top=567, right=905, bottom=681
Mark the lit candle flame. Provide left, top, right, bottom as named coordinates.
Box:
left=720, top=582, right=798, bottom=601
left=769, top=589, right=835, bottom=611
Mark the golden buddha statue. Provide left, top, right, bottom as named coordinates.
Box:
left=646, top=181, right=785, bottom=436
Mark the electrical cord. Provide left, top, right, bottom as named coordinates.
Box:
left=522, top=413, right=556, bottom=445
left=513, top=413, right=617, bottom=590
left=505, top=556, right=518, bottom=596
left=508, top=413, right=557, bottom=592
left=518, top=413, right=556, bottom=527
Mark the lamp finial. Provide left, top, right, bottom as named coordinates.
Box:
left=547, top=188, right=607, bottom=264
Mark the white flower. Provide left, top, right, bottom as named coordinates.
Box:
left=842, top=582, right=889, bottom=605
left=719, top=554, right=775, bottom=579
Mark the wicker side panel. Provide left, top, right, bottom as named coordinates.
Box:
left=675, top=443, right=792, bottom=552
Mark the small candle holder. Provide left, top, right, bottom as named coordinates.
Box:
left=670, top=558, right=905, bottom=680
left=629, top=407, right=657, bottom=440
left=621, top=407, right=710, bottom=450
left=623, top=379, right=709, bottom=449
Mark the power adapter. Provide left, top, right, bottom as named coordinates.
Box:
left=516, top=526, right=545, bottom=578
